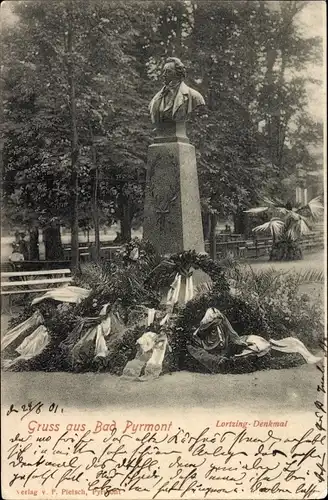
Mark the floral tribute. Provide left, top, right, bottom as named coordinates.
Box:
left=1, top=239, right=323, bottom=378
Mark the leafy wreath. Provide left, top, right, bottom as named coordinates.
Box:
left=5, top=240, right=307, bottom=374
left=145, top=249, right=229, bottom=293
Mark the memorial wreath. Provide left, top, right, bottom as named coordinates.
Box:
left=1, top=239, right=323, bottom=378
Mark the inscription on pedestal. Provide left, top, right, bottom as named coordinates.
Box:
left=149, top=153, right=179, bottom=232
left=143, top=143, right=204, bottom=255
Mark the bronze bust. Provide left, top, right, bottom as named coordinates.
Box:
left=149, top=57, right=205, bottom=124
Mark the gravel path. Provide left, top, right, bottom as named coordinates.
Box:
left=247, top=250, right=325, bottom=272
left=1, top=362, right=323, bottom=411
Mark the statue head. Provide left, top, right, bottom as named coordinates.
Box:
left=162, top=57, right=186, bottom=85
left=149, top=56, right=205, bottom=127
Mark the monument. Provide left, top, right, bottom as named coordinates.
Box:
left=143, top=57, right=206, bottom=256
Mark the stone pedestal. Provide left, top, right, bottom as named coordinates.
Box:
left=143, top=121, right=205, bottom=256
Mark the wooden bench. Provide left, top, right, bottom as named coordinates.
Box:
left=63, top=245, right=122, bottom=262
left=238, top=246, right=246, bottom=259
left=1, top=268, right=72, bottom=312
left=2, top=261, right=72, bottom=272
left=300, top=236, right=324, bottom=252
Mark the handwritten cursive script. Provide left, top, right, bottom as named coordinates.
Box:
left=3, top=412, right=327, bottom=499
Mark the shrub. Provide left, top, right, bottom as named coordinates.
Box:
left=270, top=238, right=302, bottom=261
left=228, top=265, right=324, bottom=346
left=246, top=196, right=324, bottom=262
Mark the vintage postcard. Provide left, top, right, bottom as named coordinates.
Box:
left=1, top=1, right=327, bottom=499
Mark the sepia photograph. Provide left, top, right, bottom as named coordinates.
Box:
left=1, top=1, right=326, bottom=499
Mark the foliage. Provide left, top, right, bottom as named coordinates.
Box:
left=166, top=262, right=324, bottom=372
left=228, top=265, right=324, bottom=344
left=143, top=0, right=323, bottom=222
left=3, top=300, right=77, bottom=371
left=72, top=264, right=161, bottom=322
left=5, top=243, right=323, bottom=375
left=2, top=0, right=153, bottom=243
left=185, top=1, right=274, bottom=218
left=145, top=250, right=229, bottom=291
left=113, top=238, right=161, bottom=270
left=246, top=196, right=324, bottom=260
left=71, top=244, right=230, bottom=322
left=269, top=237, right=302, bottom=261
left=2, top=0, right=323, bottom=244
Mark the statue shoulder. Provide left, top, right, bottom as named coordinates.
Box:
left=188, top=86, right=205, bottom=106
left=149, top=88, right=164, bottom=108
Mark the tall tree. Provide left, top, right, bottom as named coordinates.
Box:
left=257, top=1, right=322, bottom=185
left=2, top=0, right=154, bottom=256
left=2, top=0, right=322, bottom=259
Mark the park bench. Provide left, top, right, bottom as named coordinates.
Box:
left=256, top=241, right=270, bottom=257
left=245, top=240, right=257, bottom=257
left=300, top=232, right=324, bottom=252
left=63, top=245, right=122, bottom=262
left=100, top=245, right=121, bottom=260
left=245, top=238, right=272, bottom=258
left=1, top=268, right=72, bottom=312
left=1, top=260, right=72, bottom=273
left=300, top=238, right=313, bottom=251
left=237, top=245, right=246, bottom=259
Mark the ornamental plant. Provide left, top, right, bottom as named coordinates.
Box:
left=227, top=265, right=324, bottom=346
left=245, top=196, right=324, bottom=261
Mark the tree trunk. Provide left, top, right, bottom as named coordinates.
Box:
left=28, top=227, right=40, bottom=260
left=209, top=213, right=218, bottom=260
left=121, top=203, right=132, bottom=242
left=70, top=174, right=79, bottom=269
left=43, top=225, right=63, bottom=260
left=92, top=167, right=100, bottom=259
left=202, top=211, right=211, bottom=240
left=90, top=126, right=100, bottom=260
left=275, top=47, right=288, bottom=170
left=174, top=7, right=183, bottom=58
left=67, top=0, right=79, bottom=270
left=234, top=208, right=250, bottom=238
left=118, top=188, right=132, bottom=242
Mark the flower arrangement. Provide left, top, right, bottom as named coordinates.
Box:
left=3, top=242, right=323, bottom=374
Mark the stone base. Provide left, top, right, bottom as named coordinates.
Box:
left=143, top=140, right=205, bottom=256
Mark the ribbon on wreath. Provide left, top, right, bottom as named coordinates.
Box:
left=31, top=286, right=91, bottom=306
left=147, top=308, right=156, bottom=327
left=1, top=310, right=51, bottom=369
left=71, top=303, right=113, bottom=362
left=15, top=325, right=50, bottom=359
left=161, top=271, right=194, bottom=325
left=1, top=311, right=44, bottom=351
left=122, top=271, right=195, bottom=380
left=2, top=325, right=51, bottom=369
left=236, top=335, right=322, bottom=364
left=166, top=273, right=182, bottom=307
left=184, top=272, right=194, bottom=304
left=191, top=307, right=323, bottom=365
left=166, top=271, right=194, bottom=308
left=94, top=304, right=112, bottom=359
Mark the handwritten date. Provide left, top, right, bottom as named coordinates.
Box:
left=7, top=402, right=64, bottom=420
